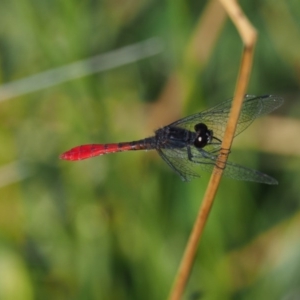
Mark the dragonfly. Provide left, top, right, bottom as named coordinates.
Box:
left=60, top=95, right=283, bottom=184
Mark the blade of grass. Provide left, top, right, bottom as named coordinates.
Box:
left=0, top=37, right=163, bottom=102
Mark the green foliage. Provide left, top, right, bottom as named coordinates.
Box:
left=0, top=0, right=298, bottom=299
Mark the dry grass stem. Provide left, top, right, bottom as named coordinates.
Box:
left=168, top=0, right=257, bottom=299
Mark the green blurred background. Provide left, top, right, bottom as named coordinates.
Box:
left=0, top=0, right=299, bottom=299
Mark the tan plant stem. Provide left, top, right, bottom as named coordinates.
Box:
left=168, top=1, right=257, bottom=299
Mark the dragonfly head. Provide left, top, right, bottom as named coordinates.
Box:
left=194, top=123, right=213, bottom=148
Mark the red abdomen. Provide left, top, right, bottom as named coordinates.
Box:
left=60, top=143, right=135, bottom=161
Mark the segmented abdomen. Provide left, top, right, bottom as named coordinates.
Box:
left=60, top=141, right=151, bottom=161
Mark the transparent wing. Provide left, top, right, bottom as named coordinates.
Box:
left=169, top=95, right=283, bottom=140
left=189, top=147, right=278, bottom=185
left=157, top=148, right=200, bottom=182
left=157, top=145, right=278, bottom=184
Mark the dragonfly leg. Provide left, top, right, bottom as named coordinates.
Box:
left=207, top=148, right=220, bottom=155
left=198, top=149, right=217, bottom=160
left=187, top=146, right=193, bottom=162
left=187, top=146, right=213, bottom=161
left=189, top=148, right=217, bottom=163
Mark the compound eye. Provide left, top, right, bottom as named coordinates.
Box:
left=194, top=123, right=208, bottom=132
left=195, top=133, right=212, bottom=148
left=194, top=132, right=208, bottom=148
left=194, top=123, right=212, bottom=148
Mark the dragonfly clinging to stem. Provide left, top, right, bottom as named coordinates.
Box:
left=60, top=95, right=283, bottom=184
